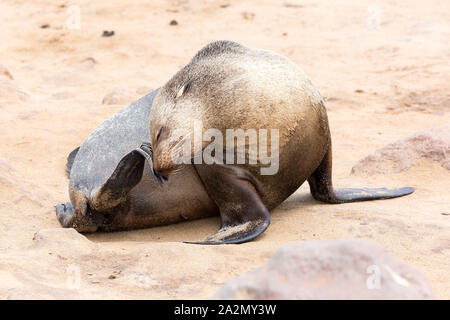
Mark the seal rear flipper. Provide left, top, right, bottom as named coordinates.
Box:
left=328, top=187, right=414, bottom=203
left=185, top=164, right=270, bottom=245
left=91, top=146, right=147, bottom=212
left=308, top=144, right=414, bottom=204
left=66, top=146, right=80, bottom=177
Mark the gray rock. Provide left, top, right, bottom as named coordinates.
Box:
left=352, top=125, right=450, bottom=175
left=213, top=239, right=434, bottom=299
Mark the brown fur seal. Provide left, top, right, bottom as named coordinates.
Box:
left=57, top=41, right=413, bottom=244
left=147, top=40, right=414, bottom=244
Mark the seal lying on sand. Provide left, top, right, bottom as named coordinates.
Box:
left=56, top=89, right=218, bottom=233
left=57, top=41, right=413, bottom=244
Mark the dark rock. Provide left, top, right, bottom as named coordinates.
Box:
left=102, top=30, right=115, bottom=37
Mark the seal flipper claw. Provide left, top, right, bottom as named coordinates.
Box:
left=308, top=144, right=414, bottom=204
left=186, top=164, right=271, bottom=245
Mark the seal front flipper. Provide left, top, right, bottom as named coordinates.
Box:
left=308, top=144, right=414, bottom=204
left=135, top=142, right=167, bottom=186
left=91, top=147, right=147, bottom=212
left=185, top=164, right=270, bottom=245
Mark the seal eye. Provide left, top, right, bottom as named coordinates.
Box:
left=156, top=127, right=163, bottom=141
left=176, top=83, right=189, bottom=99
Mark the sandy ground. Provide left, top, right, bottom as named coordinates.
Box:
left=0, top=0, right=449, bottom=299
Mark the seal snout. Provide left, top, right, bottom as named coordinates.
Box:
left=151, top=155, right=172, bottom=185
left=151, top=144, right=179, bottom=184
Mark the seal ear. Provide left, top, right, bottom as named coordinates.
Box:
left=66, top=146, right=80, bottom=177
left=91, top=148, right=146, bottom=212
left=176, top=83, right=189, bottom=99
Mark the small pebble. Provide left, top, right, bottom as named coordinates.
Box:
left=169, top=20, right=178, bottom=26
left=242, top=12, right=255, bottom=20
left=0, top=64, right=13, bottom=80
left=102, top=30, right=115, bottom=37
